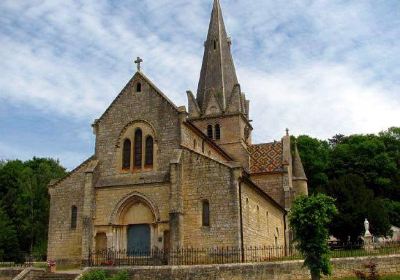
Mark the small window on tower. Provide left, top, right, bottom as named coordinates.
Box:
left=213, top=40, right=217, bottom=50
left=215, top=124, right=221, bottom=140
left=207, top=125, right=213, bottom=139
left=136, top=83, right=142, bottom=92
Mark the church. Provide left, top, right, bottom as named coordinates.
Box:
left=47, top=0, right=308, bottom=264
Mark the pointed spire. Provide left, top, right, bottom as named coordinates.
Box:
left=292, top=142, right=307, bottom=180
left=196, top=0, right=239, bottom=112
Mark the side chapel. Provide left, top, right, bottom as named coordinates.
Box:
left=47, top=0, right=308, bottom=264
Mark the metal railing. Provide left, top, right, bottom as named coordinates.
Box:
left=86, top=241, right=400, bottom=267
left=329, top=241, right=400, bottom=258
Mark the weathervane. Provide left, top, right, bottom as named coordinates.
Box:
left=134, top=57, right=143, bottom=72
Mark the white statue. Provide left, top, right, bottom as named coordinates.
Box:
left=364, top=218, right=372, bottom=237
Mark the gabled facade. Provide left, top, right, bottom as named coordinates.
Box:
left=47, top=0, right=307, bottom=265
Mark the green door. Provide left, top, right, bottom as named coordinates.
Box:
left=127, top=224, right=150, bottom=256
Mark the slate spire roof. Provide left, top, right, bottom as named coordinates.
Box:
left=292, top=142, right=307, bottom=180
left=196, top=0, right=240, bottom=113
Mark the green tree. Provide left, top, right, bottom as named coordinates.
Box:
left=0, top=205, right=21, bottom=262
left=329, top=134, right=398, bottom=199
left=295, top=136, right=330, bottom=193
left=382, top=199, right=400, bottom=227
left=296, top=128, right=400, bottom=239
left=325, top=174, right=391, bottom=241
left=0, top=160, right=25, bottom=217
left=289, top=194, right=338, bottom=280
left=0, top=158, right=66, bottom=260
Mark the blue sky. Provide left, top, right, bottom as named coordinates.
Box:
left=0, top=0, right=399, bottom=170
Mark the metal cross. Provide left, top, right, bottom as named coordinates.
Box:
left=134, top=57, right=143, bottom=72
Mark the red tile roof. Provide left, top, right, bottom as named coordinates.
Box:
left=249, top=142, right=283, bottom=173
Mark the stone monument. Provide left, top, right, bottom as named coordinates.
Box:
left=363, top=218, right=374, bottom=251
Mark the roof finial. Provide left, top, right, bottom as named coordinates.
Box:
left=134, top=57, right=143, bottom=72
left=286, top=128, right=289, bottom=136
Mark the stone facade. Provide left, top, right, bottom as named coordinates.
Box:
left=241, top=181, right=285, bottom=248
left=47, top=0, right=308, bottom=264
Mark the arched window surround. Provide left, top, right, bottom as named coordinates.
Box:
left=117, top=120, right=158, bottom=173
left=136, top=82, right=142, bottom=92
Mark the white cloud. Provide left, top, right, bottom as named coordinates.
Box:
left=241, top=61, right=400, bottom=142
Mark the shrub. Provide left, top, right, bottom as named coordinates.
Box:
left=354, top=262, right=380, bottom=280
left=109, top=270, right=129, bottom=280
left=81, top=270, right=107, bottom=280
left=80, top=270, right=129, bottom=280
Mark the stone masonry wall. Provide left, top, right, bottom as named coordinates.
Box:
left=250, top=173, right=285, bottom=208
left=181, top=123, right=228, bottom=163
left=47, top=161, right=88, bottom=263
left=241, top=182, right=285, bottom=248
left=94, top=74, right=180, bottom=178
left=181, top=149, right=241, bottom=248
left=88, top=254, right=400, bottom=280
left=190, top=114, right=251, bottom=169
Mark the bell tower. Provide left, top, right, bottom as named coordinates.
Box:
left=187, top=0, right=252, bottom=168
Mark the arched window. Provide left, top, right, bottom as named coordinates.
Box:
left=207, top=125, right=213, bottom=139
left=145, top=136, right=154, bottom=166
left=215, top=124, right=221, bottom=140
left=136, top=83, right=142, bottom=92
left=134, top=129, right=143, bottom=168
left=122, top=139, right=131, bottom=170
left=213, top=40, right=217, bottom=50
left=71, top=206, right=77, bottom=229
left=202, top=140, right=205, bottom=153
left=202, top=200, right=210, bottom=227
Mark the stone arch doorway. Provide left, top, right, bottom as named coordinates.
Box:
left=112, top=194, right=157, bottom=255
left=121, top=201, right=154, bottom=255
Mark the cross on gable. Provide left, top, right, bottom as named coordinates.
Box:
left=134, top=57, right=143, bottom=71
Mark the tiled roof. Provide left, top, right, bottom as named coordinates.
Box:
left=249, top=142, right=283, bottom=173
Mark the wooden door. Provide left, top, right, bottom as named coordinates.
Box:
left=127, top=224, right=150, bottom=256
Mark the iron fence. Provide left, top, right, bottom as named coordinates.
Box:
left=329, top=241, right=400, bottom=258
left=87, top=241, right=400, bottom=267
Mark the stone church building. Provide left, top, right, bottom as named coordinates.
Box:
left=47, top=0, right=308, bottom=264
